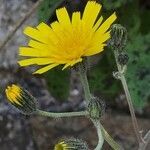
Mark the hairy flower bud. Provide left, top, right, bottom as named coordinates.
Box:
left=118, top=52, right=129, bottom=65
left=54, top=138, right=88, bottom=150
left=5, top=84, right=37, bottom=115
left=88, top=97, right=105, bottom=120
left=110, top=24, right=127, bottom=50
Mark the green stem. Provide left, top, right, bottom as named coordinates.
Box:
left=92, top=120, right=104, bottom=150
left=78, top=64, right=92, bottom=102
left=36, top=109, right=88, bottom=118
left=114, top=50, right=142, bottom=144
left=138, top=130, right=150, bottom=150
left=101, top=124, right=122, bottom=150
left=78, top=64, right=104, bottom=149
left=78, top=63, right=122, bottom=149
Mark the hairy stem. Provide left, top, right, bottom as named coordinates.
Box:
left=78, top=64, right=104, bottom=149
left=78, top=62, right=122, bottom=149
left=92, top=120, right=104, bottom=150
left=78, top=64, right=92, bottom=102
left=138, top=130, right=150, bottom=150
left=114, top=50, right=142, bottom=144
left=36, top=109, right=88, bottom=118
left=101, top=124, right=122, bottom=150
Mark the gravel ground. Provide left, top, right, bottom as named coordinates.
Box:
left=0, top=1, right=53, bottom=150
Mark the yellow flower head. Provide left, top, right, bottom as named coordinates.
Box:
left=5, top=84, right=22, bottom=105
left=5, top=84, right=36, bottom=114
left=54, top=141, right=69, bottom=150
left=18, top=1, right=117, bottom=74
left=54, top=138, right=88, bottom=150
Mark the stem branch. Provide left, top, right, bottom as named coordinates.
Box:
left=78, top=64, right=92, bottom=102
left=114, top=50, right=142, bottom=144
left=92, top=120, right=104, bottom=150
left=138, top=130, right=150, bottom=150
left=78, top=63, right=121, bottom=149
left=101, top=124, right=122, bottom=150
left=36, top=109, right=88, bottom=118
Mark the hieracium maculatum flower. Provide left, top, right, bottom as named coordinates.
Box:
left=18, top=1, right=117, bottom=74
left=5, top=84, right=37, bottom=115
left=110, top=24, right=127, bottom=50
left=54, top=138, right=89, bottom=150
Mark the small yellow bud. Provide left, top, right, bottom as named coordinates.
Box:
left=54, top=138, right=88, bottom=150
left=5, top=84, right=37, bottom=115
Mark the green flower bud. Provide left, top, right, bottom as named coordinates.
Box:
left=110, top=24, right=127, bottom=50
left=5, top=84, right=37, bottom=115
left=54, top=138, right=88, bottom=150
left=88, top=97, right=105, bottom=120
left=118, top=52, right=129, bottom=65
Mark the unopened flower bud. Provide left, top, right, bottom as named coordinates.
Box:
left=54, top=138, right=88, bottom=150
left=110, top=24, right=127, bottom=50
left=88, top=97, right=105, bottom=120
left=118, top=52, right=129, bottom=65
left=5, top=84, right=37, bottom=115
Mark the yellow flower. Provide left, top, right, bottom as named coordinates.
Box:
left=5, top=84, right=36, bottom=114
left=18, top=1, right=117, bottom=74
left=54, top=138, right=88, bottom=150
left=6, top=84, right=22, bottom=105
left=54, top=141, right=69, bottom=150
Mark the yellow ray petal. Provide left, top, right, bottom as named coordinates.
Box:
left=56, top=7, right=71, bottom=26
left=36, top=22, right=58, bottom=44
left=51, top=21, right=62, bottom=37
left=37, top=22, right=52, bottom=34
left=24, top=27, right=49, bottom=44
left=51, top=21, right=72, bottom=47
left=93, top=31, right=110, bottom=44
left=84, top=44, right=105, bottom=56
left=28, top=40, right=56, bottom=54
left=93, top=16, right=103, bottom=31
left=5, top=89, right=14, bottom=103
left=51, top=21, right=62, bottom=32
left=62, top=58, right=82, bottom=70
left=29, top=40, right=64, bottom=57
left=70, top=58, right=83, bottom=66
left=19, top=47, right=49, bottom=57
left=18, top=58, right=54, bottom=66
left=82, top=1, right=102, bottom=27
left=96, top=12, right=117, bottom=34
left=62, top=62, right=72, bottom=70
left=72, top=12, right=81, bottom=25
left=28, top=40, right=49, bottom=50
left=33, top=64, right=59, bottom=74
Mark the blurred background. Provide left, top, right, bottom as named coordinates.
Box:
left=0, top=0, right=149, bottom=149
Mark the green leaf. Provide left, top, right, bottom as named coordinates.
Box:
left=38, top=0, right=61, bottom=22
left=126, top=33, right=150, bottom=108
